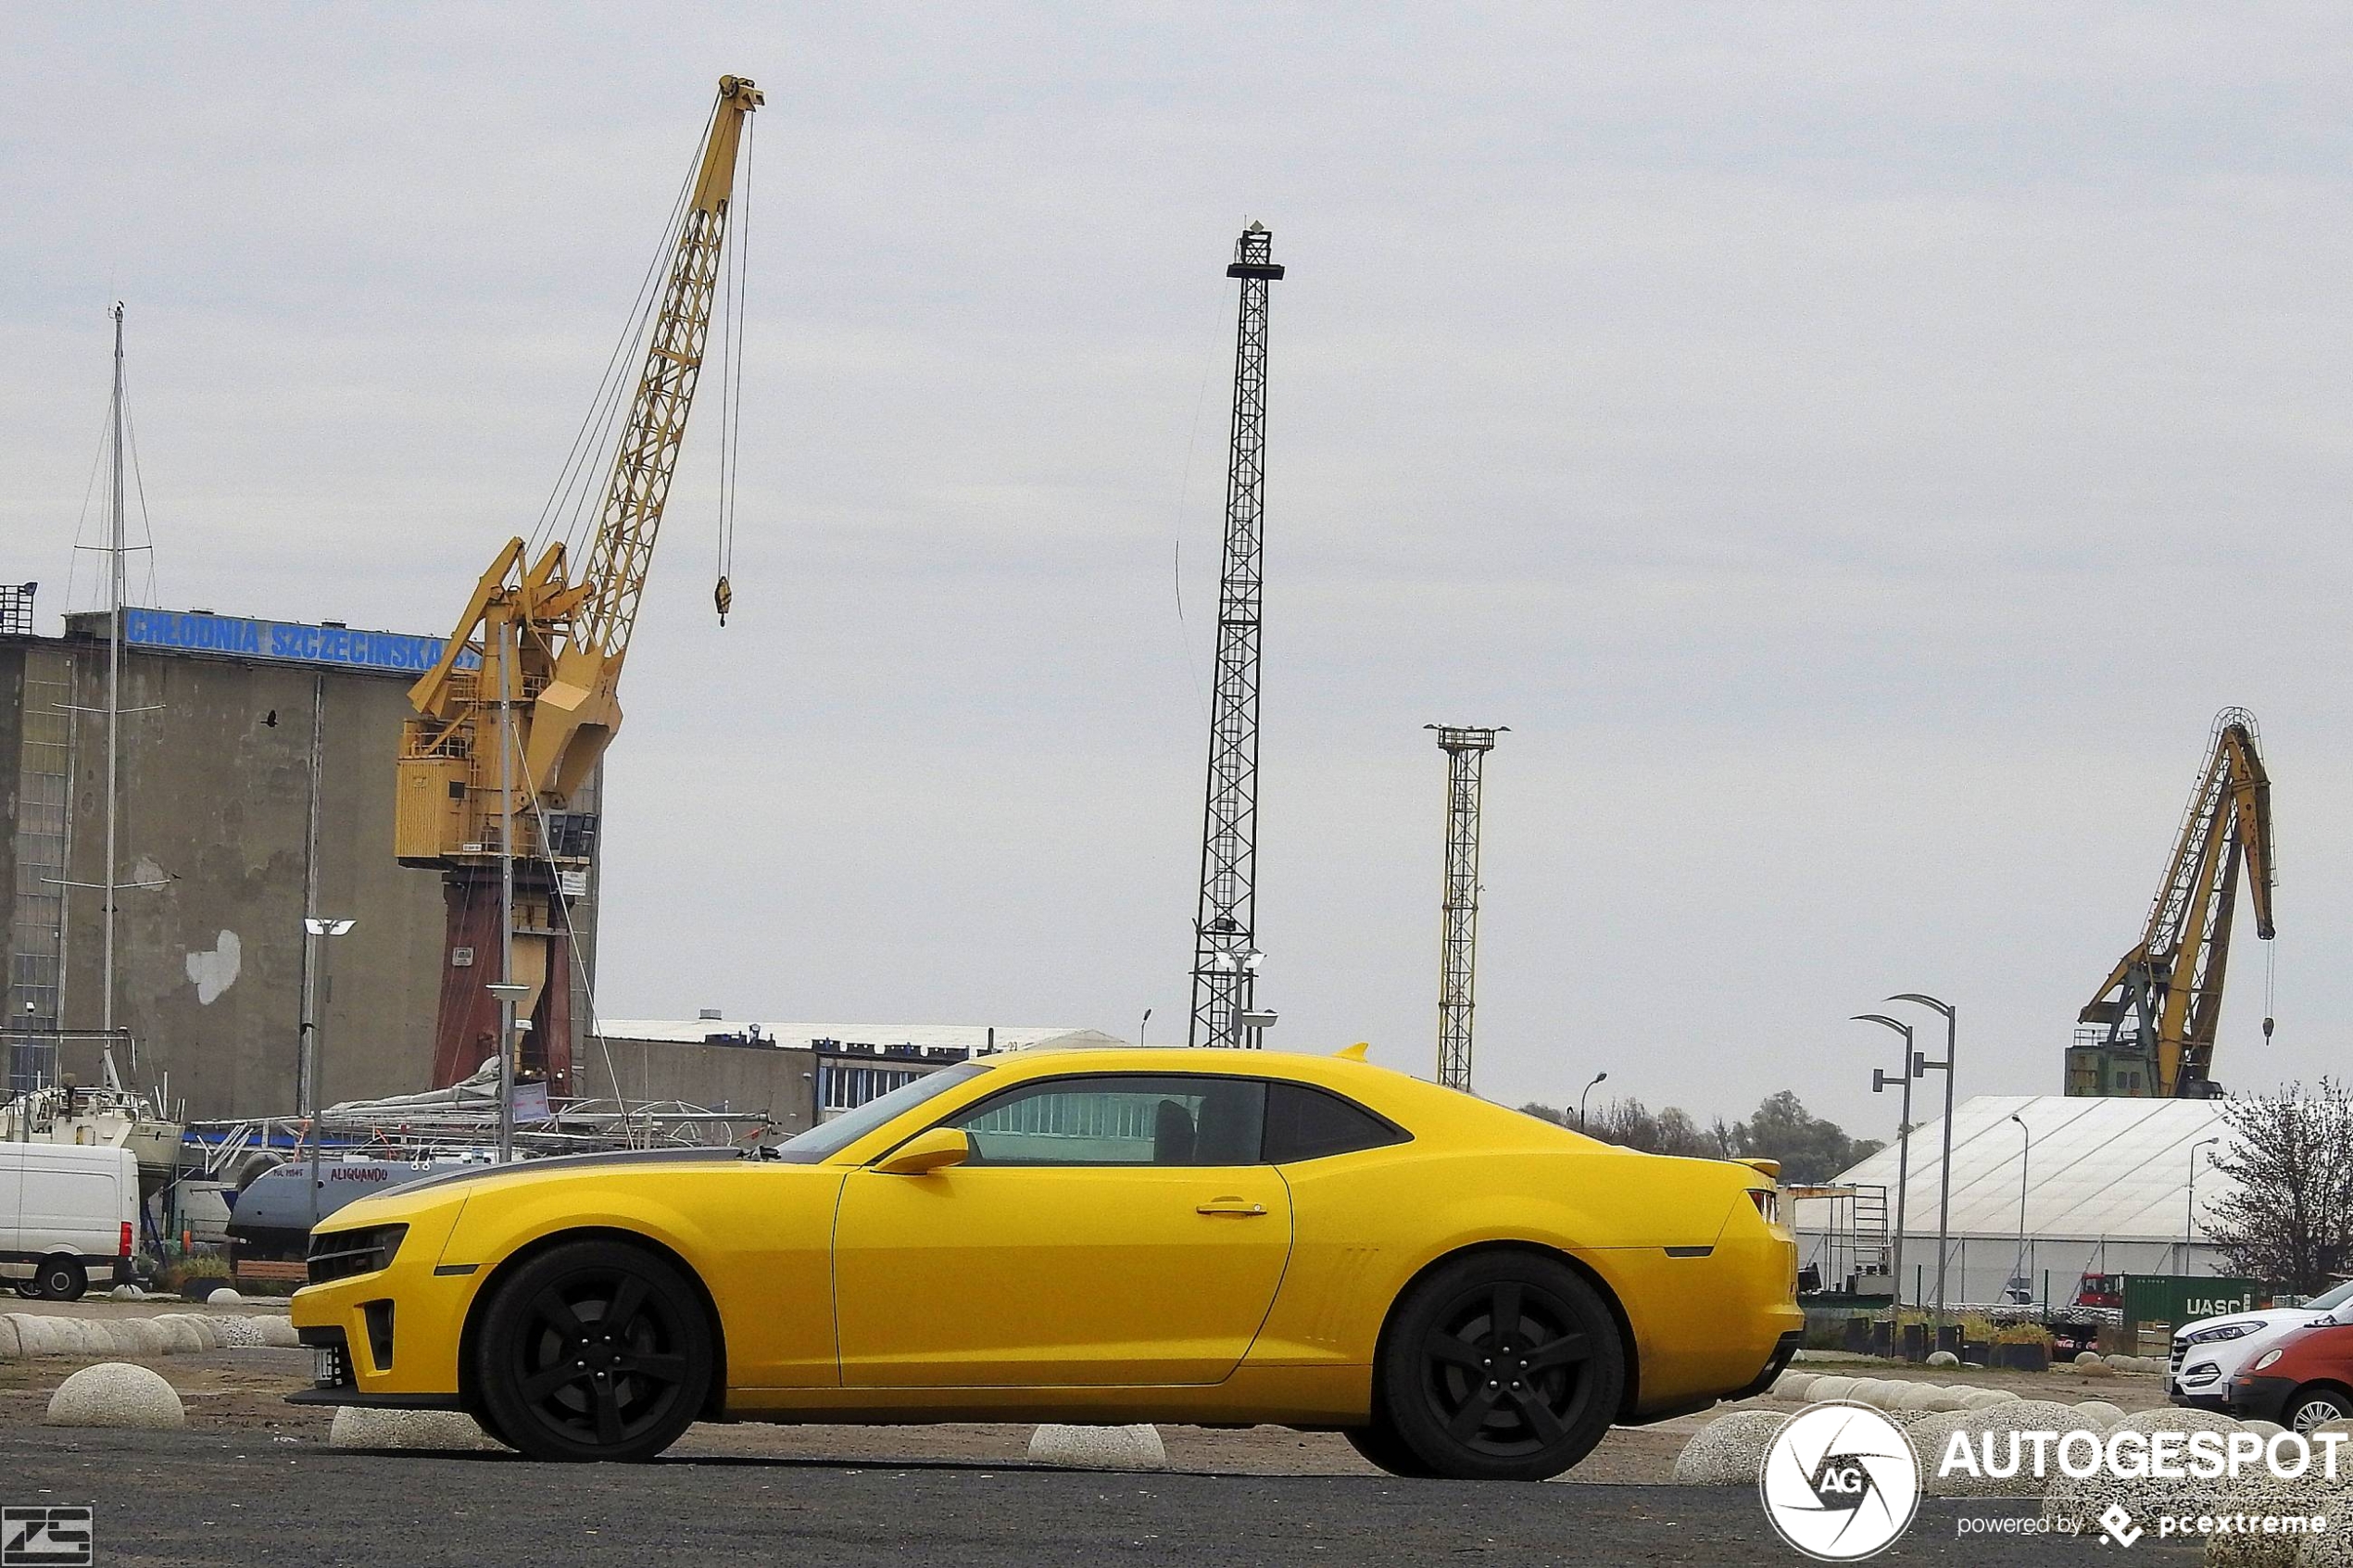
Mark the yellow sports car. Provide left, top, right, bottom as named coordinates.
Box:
left=290, top=1046, right=1799, bottom=1479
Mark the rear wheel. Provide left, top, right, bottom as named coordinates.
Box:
left=1373, top=1251, right=1623, bottom=1481
left=472, top=1240, right=712, bottom=1462
left=34, top=1258, right=86, bottom=1302
left=2285, top=1386, right=2353, bottom=1433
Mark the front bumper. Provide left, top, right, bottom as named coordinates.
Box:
left=2228, top=1374, right=2296, bottom=1424
left=285, top=1204, right=472, bottom=1406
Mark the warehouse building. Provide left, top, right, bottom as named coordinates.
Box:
left=1798, top=1094, right=2239, bottom=1309
left=0, top=585, right=598, bottom=1117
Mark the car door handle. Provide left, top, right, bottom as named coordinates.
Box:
left=1196, top=1199, right=1269, bottom=1216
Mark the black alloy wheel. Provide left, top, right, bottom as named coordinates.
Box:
left=34, top=1258, right=86, bottom=1302
left=474, top=1239, right=713, bottom=1462
left=2287, top=1387, right=2353, bottom=1434
left=1375, top=1252, right=1622, bottom=1481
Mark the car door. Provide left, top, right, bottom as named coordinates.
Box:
left=831, top=1073, right=1291, bottom=1386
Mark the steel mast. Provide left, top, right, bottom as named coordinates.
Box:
left=1429, top=726, right=1504, bottom=1090
left=1189, top=222, right=1284, bottom=1048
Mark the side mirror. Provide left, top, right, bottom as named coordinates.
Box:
left=873, top=1126, right=971, bottom=1176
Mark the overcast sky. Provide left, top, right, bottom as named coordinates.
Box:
left=7, top=6, right=2352, bottom=1138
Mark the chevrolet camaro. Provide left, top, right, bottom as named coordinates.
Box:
left=290, top=1046, right=1800, bottom=1479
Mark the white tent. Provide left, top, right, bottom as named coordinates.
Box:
left=1802, top=1094, right=2242, bottom=1308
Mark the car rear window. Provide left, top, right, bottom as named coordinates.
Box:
left=1263, top=1082, right=1408, bottom=1163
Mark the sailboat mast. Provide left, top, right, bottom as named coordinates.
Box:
left=102, top=303, right=126, bottom=1052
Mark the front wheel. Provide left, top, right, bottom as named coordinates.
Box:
left=2285, top=1386, right=2353, bottom=1434
left=1372, top=1251, right=1624, bottom=1481
left=472, top=1239, right=714, bottom=1462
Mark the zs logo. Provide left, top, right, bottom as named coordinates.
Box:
left=2, top=1506, right=94, bottom=1567
left=1808, top=1456, right=1877, bottom=1511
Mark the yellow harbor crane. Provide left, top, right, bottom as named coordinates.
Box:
left=2070, top=708, right=2276, bottom=1099
left=395, top=75, right=761, bottom=1089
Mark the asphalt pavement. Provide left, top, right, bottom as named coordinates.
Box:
left=2, top=1427, right=2200, bottom=1566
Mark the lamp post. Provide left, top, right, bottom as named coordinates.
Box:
left=299, top=916, right=355, bottom=1231
left=1579, top=1071, right=1608, bottom=1133
left=2185, top=1136, right=2221, bottom=1272
left=485, top=981, right=533, bottom=1163
left=1139, top=1009, right=1151, bottom=1047
left=1856, top=1013, right=1919, bottom=1321
left=2009, top=1112, right=2032, bottom=1300
left=1891, top=994, right=1957, bottom=1346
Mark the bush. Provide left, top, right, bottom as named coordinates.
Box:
left=1993, top=1322, right=2054, bottom=1346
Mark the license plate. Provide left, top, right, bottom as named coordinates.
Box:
left=312, top=1347, right=342, bottom=1387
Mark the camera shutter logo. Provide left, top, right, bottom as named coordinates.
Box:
left=2, top=1506, right=94, bottom=1568
left=1758, top=1403, right=1920, bottom=1562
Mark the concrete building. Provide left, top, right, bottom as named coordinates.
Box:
left=1798, top=1094, right=2241, bottom=1309
left=0, top=593, right=597, bottom=1117
left=591, top=1019, right=1126, bottom=1137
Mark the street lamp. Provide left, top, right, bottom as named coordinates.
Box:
left=1890, top=993, right=1957, bottom=1348
left=299, top=915, right=356, bottom=1229
left=2185, top=1136, right=2221, bottom=1272
left=1856, top=1013, right=1920, bottom=1322
left=1579, top=1071, right=1608, bottom=1133
left=485, top=980, right=534, bottom=1164
left=2009, top=1112, right=2032, bottom=1303
left=1139, top=1008, right=1151, bottom=1047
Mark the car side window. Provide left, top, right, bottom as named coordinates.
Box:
left=1263, top=1082, right=1408, bottom=1163
left=948, top=1074, right=1267, bottom=1167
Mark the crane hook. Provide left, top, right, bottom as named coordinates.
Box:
left=713, top=574, right=732, bottom=626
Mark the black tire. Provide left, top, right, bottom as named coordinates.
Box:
left=11, top=1281, right=39, bottom=1299
left=1373, top=1250, right=1623, bottom=1481
left=2285, top=1386, right=2353, bottom=1434
left=472, top=1239, right=712, bottom=1462
left=34, top=1258, right=86, bottom=1302
left=1343, top=1418, right=1439, bottom=1478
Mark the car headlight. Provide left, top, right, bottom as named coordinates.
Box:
left=2254, top=1349, right=2285, bottom=1372
left=2187, top=1322, right=2260, bottom=1344
left=307, top=1223, right=409, bottom=1286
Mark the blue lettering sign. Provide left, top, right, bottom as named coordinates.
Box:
left=120, top=608, right=479, bottom=674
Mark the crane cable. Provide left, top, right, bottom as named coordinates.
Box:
left=527, top=116, right=705, bottom=571
left=2263, top=938, right=2277, bottom=1043
left=713, top=112, right=753, bottom=626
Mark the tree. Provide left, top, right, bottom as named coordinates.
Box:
left=1519, top=1089, right=1881, bottom=1179
left=1726, top=1090, right=1884, bottom=1185
left=2205, top=1079, right=2353, bottom=1294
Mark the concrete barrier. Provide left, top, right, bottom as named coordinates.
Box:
left=1026, top=1424, right=1169, bottom=1472
left=44, top=1362, right=185, bottom=1429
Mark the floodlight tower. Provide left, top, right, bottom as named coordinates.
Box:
left=1429, top=725, right=1504, bottom=1090
left=1189, top=221, right=1284, bottom=1048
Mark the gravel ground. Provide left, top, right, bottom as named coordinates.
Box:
left=0, top=1342, right=2181, bottom=1479
left=0, top=1346, right=2210, bottom=1564
left=0, top=1427, right=2202, bottom=1567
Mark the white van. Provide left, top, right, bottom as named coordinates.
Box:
left=0, top=1143, right=138, bottom=1301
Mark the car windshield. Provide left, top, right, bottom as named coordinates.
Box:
left=764, top=1061, right=992, bottom=1163
left=2306, top=1281, right=2353, bottom=1311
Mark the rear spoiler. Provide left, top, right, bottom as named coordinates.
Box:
left=1733, top=1158, right=1781, bottom=1183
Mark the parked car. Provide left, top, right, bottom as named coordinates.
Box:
left=0, top=1142, right=139, bottom=1300
left=2171, top=1279, right=2353, bottom=1411
left=291, top=1046, right=1803, bottom=1478
left=2225, top=1316, right=2353, bottom=1431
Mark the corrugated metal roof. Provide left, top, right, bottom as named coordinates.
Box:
left=594, top=1020, right=1124, bottom=1052
left=1825, top=1094, right=2239, bottom=1244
